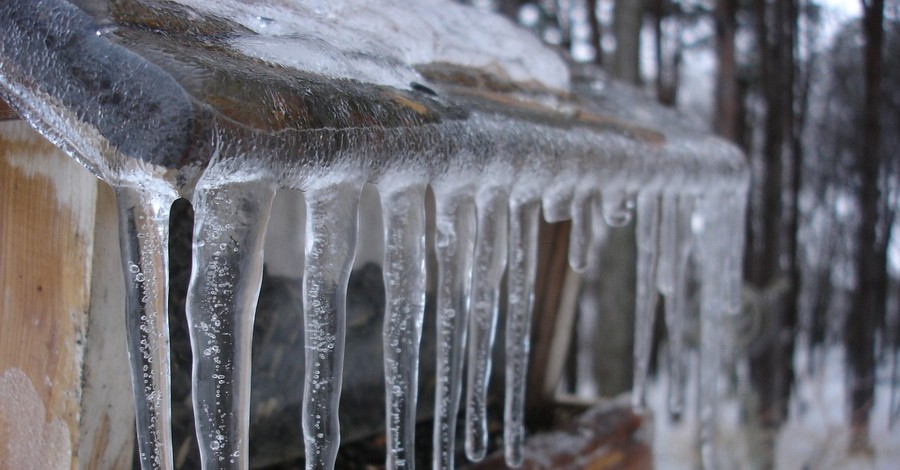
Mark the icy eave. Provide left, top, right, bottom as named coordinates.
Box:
left=0, top=0, right=747, bottom=195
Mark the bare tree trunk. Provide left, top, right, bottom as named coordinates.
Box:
left=496, top=0, right=522, bottom=21
left=587, top=0, right=603, bottom=66
left=654, top=0, right=682, bottom=106
left=848, top=0, right=885, bottom=454
left=714, top=0, right=742, bottom=144
left=612, top=0, right=643, bottom=84
left=748, top=0, right=797, bottom=431
left=787, top=0, right=809, bottom=374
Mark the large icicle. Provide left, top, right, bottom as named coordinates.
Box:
left=302, top=182, right=362, bottom=470
left=632, top=192, right=661, bottom=410
left=431, top=191, right=476, bottom=470
left=185, top=180, right=276, bottom=469
left=379, top=183, right=427, bottom=470
left=723, top=192, right=746, bottom=320
left=568, top=192, right=595, bottom=272
left=464, top=187, right=509, bottom=462
left=658, top=194, right=694, bottom=418
left=695, top=191, right=735, bottom=469
left=115, top=185, right=178, bottom=470
left=503, top=199, right=541, bottom=467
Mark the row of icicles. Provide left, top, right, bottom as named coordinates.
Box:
left=115, top=175, right=745, bottom=470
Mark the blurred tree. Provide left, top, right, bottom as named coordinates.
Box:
left=713, top=0, right=745, bottom=145
left=848, top=0, right=885, bottom=454
left=612, top=0, right=644, bottom=83
left=744, top=0, right=799, bottom=433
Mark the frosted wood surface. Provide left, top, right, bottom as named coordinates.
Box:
left=0, top=121, right=98, bottom=469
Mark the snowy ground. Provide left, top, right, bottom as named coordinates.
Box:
left=649, top=347, right=900, bottom=469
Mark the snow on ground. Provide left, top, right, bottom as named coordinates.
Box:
left=649, top=346, right=900, bottom=469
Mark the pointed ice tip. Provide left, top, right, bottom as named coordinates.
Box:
left=569, top=259, right=588, bottom=274
left=504, top=449, right=524, bottom=469
left=465, top=440, right=487, bottom=463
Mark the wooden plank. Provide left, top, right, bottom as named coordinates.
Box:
left=0, top=98, right=17, bottom=121
left=526, top=221, right=574, bottom=424
left=468, top=401, right=651, bottom=470
left=0, top=121, right=98, bottom=469
left=77, top=182, right=135, bottom=470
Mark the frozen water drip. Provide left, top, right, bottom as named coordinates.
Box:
left=0, top=1, right=750, bottom=470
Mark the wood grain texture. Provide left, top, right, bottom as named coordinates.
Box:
left=0, top=121, right=98, bottom=469
left=0, top=98, right=18, bottom=121
left=77, top=182, right=134, bottom=470
left=526, top=221, right=574, bottom=424
left=467, top=402, right=651, bottom=470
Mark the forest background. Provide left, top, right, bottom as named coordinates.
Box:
left=462, top=0, right=900, bottom=464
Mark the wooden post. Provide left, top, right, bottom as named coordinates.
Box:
left=0, top=120, right=133, bottom=468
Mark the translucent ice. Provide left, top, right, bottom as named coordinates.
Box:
left=431, top=189, right=476, bottom=470
left=0, top=2, right=751, bottom=470
left=301, top=182, right=362, bottom=470
left=185, top=179, right=275, bottom=468
left=568, top=193, right=596, bottom=272
left=659, top=194, right=695, bottom=418
left=632, top=192, right=661, bottom=410
left=379, top=183, right=427, bottom=470
left=115, top=185, right=178, bottom=469
left=503, top=200, right=541, bottom=467
left=464, top=188, right=509, bottom=462
left=170, top=0, right=569, bottom=90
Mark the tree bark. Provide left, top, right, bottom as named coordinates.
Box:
left=848, top=0, right=885, bottom=453
left=787, top=0, right=808, bottom=370
left=714, top=0, right=742, bottom=143
left=587, top=0, right=604, bottom=66
left=612, top=0, right=643, bottom=84
left=654, top=0, right=682, bottom=106
left=748, top=0, right=797, bottom=430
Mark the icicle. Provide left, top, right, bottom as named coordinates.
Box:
left=302, top=182, right=362, bottom=470
left=600, top=190, right=635, bottom=227
left=695, top=192, right=729, bottom=470
left=115, top=185, right=177, bottom=470
left=432, top=191, right=476, bottom=470
left=185, top=180, right=276, bottom=469
left=503, top=199, right=541, bottom=467
left=464, top=188, right=509, bottom=462
left=541, top=190, right=572, bottom=223
left=723, top=192, right=746, bottom=318
left=568, top=192, right=594, bottom=273
left=588, top=194, right=609, bottom=267
left=632, top=192, right=661, bottom=410
left=657, top=194, right=694, bottom=419
left=379, top=184, right=427, bottom=470
left=656, top=194, right=678, bottom=300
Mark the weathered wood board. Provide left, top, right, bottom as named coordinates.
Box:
left=0, top=120, right=133, bottom=469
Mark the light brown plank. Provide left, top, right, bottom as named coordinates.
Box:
left=0, top=121, right=98, bottom=469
